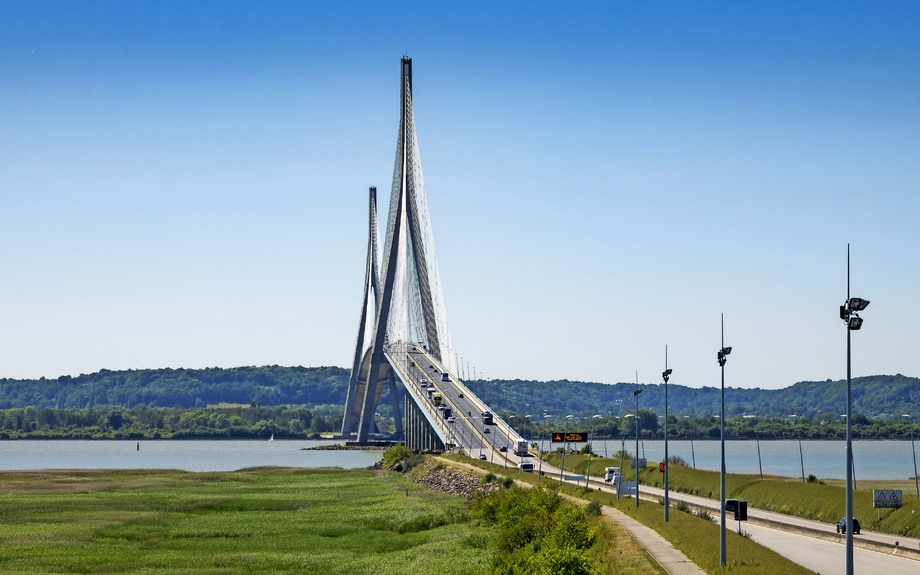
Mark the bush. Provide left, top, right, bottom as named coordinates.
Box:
left=674, top=500, right=692, bottom=514
left=579, top=444, right=593, bottom=455
left=667, top=455, right=689, bottom=467
left=584, top=500, right=602, bottom=517
left=382, top=444, right=414, bottom=468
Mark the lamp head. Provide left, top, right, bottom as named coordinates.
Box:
left=848, top=316, right=863, bottom=330
left=634, top=389, right=642, bottom=397
left=848, top=298, right=870, bottom=311
left=662, top=368, right=672, bottom=383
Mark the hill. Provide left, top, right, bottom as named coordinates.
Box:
left=0, top=367, right=916, bottom=421
left=463, top=374, right=920, bottom=420
left=0, top=366, right=349, bottom=409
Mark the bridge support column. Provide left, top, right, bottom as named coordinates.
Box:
left=404, top=393, right=444, bottom=453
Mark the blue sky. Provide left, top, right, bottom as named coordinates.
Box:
left=1, top=1, right=918, bottom=389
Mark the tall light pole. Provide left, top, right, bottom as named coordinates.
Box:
left=560, top=415, right=573, bottom=485
left=662, top=348, right=673, bottom=522
left=755, top=427, right=763, bottom=480
left=903, top=415, right=919, bottom=498
left=684, top=416, right=696, bottom=469
left=634, top=386, right=643, bottom=509
left=790, top=415, right=805, bottom=483
left=717, top=315, right=732, bottom=568
left=840, top=244, right=869, bottom=575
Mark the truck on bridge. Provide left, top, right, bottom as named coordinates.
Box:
left=513, top=439, right=529, bottom=456
left=433, top=393, right=442, bottom=407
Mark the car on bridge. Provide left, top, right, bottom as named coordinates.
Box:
left=447, top=416, right=456, bottom=423
left=836, top=517, right=861, bottom=534
left=458, top=392, right=464, bottom=398
left=484, top=428, right=490, bottom=434
left=499, top=446, right=507, bottom=452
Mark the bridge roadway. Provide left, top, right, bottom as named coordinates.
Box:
left=394, top=346, right=526, bottom=467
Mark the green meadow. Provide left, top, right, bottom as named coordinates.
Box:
left=0, top=467, right=489, bottom=575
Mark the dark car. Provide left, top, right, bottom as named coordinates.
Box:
left=836, top=517, right=860, bottom=534
left=499, top=446, right=508, bottom=452
left=479, top=454, right=487, bottom=460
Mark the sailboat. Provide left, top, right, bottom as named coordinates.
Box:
left=269, top=433, right=274, bottom=442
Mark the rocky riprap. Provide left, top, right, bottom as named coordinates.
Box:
left=405, top=460, right=500, bottom=500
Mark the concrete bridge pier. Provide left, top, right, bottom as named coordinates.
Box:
left=404, top=394, right=444, bottom=453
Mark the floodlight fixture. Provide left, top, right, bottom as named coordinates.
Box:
left=634, top=389, right=643, bottom=397
left=848, top=298, right=870, bottom=311
left=662, top=368, right=672, bottom=383
left=848, top=317, right=863, bottom=330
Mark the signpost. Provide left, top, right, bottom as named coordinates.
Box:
left=617, top=481, right=637, bottom=495
left=873, top=490, right=902, bottom=509
left=552, top=432, right=587, bottom=442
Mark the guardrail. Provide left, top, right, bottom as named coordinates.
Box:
left=384, top=347, right=454, bottom=447
left=388, top=344, right=522, bottom=450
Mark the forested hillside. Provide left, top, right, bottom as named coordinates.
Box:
left=0, top=367, right=916, bottom=422
left=0, top=366, right=349, bottom=409
left=463, top=374, right=920, bottom=420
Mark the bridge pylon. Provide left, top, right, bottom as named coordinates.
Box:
left=341, top=58, right=455, bottom=443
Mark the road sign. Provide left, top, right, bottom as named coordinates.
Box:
left=617, top=481, right=637, bottom=495
left=551, top=432, right=587, bottom=442
left=630, top=458, right=647, bottom=469
left=873, top=490, right=902, bottom=508
left=659, top=462, right=666, bottom=472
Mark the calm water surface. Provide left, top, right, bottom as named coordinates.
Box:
left=0, top=440, right=381, bottom=472
left=537, top=439, right=919, bottom=481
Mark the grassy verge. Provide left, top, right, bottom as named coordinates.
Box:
left=444, top=454, right=817, bottom=575
left=0, top=467, right=489, bottom=575
left=542, top=452, right=920, bottom=538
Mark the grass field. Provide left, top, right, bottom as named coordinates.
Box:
left=0, top=467, right=491, bottom=575
left=543, top=452, right=920, bottom=538
left=445, top=455, right=817, bottom=575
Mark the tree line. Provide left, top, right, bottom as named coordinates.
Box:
left=0, top=405, right=342, bottom=439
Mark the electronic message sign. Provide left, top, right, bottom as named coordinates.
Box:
left=551, top=432, right=587, bottom=442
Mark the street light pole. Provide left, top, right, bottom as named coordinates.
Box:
left=685, top=416, right=696, bottom=469
left=560, top=415, right=572, bottom=485
left=905, top=415, right=920, bottom=499
left=717, top=315, right=732, bottom=568
left=634, top=385, right=643, bottom=509
left=840, top=244, right=869, bottom=575
left=663, top=347, right=673, bottom=522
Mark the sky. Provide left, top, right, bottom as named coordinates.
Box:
left=1, top=1, right=918, bottom=389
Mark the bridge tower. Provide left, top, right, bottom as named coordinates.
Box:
left=341, top=58, right=455, bottom=443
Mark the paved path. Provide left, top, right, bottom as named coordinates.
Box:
left=438, top=457, right=705, bottom=575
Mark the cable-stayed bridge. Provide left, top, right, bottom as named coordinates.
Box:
left=340, top=58, right=524, bottom=461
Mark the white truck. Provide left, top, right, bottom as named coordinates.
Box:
left=604, top=467, right=621, bottom=485
left=512, top=439, right=529, bottom=457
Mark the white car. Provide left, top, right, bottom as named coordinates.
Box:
left=447, top=416, right=456, bottom=423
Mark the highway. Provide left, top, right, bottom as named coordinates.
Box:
left=398, top=347, right=920, bottom=574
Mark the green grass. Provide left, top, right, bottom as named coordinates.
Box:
left=543, top=453, right=920, bottom=538
left=444, top=454, right=817, bottom=575
left=0, top=467, right=491, bottom=575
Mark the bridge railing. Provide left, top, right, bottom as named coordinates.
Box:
left=389, top=343, right=522, bottom=448
left=384, top=343, right=458, bottom=449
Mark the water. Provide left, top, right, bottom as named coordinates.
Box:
left=537, top=439, right=920, bottom=481
left=0, top=440, right=382, bottom=472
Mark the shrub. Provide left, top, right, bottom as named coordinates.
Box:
left=667, top=454, right=689, bottom=467
left=382, top=444, right=413, bottom=468
left=584, top=500, right=602, bottom=517
left=694, top=508, right=713, bottom=522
